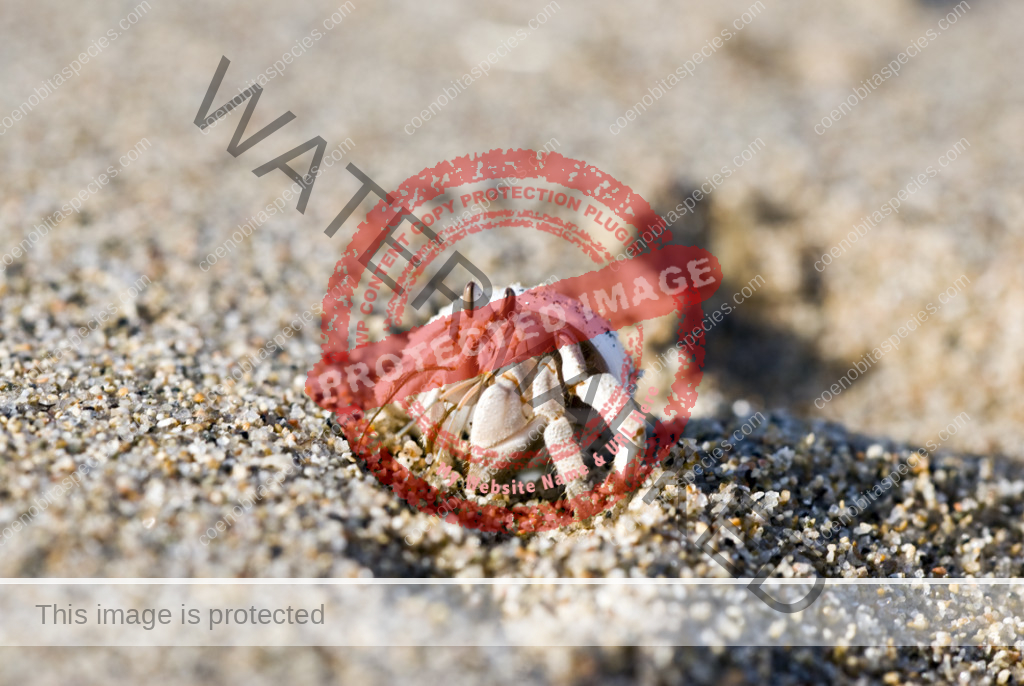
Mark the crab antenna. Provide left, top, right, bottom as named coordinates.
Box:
left=463, top=281, right=477, bottom=315
left=500, top=287, right=516, bottom=317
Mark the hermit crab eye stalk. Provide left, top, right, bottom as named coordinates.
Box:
left=499, top=287, right=517, bottom=318
left=462, top=281, right=477, bottom=315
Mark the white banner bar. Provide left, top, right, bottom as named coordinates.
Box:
left=0, top=581, right=1019, bottom=646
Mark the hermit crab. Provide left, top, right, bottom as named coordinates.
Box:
left=370, top=281, right=647, bottom=503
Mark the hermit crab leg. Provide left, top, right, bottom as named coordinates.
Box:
left=556, top=335, right=646, bottom=482
left=395, top=387, right=443, bottom=439
left=530, top=357, right=591, bottom=500
left=439, top=376, right=483, bottom=404
left=449, top=372, right=493, bottom=412
left=396, top=370, right=482, bottom=439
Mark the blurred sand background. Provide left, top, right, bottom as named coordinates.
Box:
left=1, top=0, right=1022, bottom=683
left=2, top=0, right=1020, bottom=458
